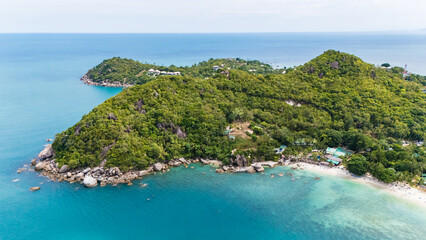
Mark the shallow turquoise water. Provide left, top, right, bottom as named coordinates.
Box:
left=0, top=33, right=425, bottom=239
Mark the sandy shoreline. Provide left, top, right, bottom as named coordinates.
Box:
left=288, top=162, right=426, bottom=207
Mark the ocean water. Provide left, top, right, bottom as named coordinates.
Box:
left=0, top=33, right=425, bottom=239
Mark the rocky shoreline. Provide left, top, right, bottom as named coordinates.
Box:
left=25, top=145, right=286, bottom=188
left=21, top=144, right=426, bottom=206
left=80, top=73, right=134, bottom=88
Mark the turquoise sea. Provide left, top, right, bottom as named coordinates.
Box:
left=0, top=33, right=425, bottom=239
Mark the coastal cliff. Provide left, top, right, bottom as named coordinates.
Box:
left=36, top=50, right=425, bottom=187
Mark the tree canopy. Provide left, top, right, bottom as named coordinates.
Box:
left=53, top=50, right=426, bottom=183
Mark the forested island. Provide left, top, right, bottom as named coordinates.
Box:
left=34, top=50, right=425, bottom=187
left=81, top=57, right=285, bottom=87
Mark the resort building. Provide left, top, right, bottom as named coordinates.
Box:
left=325, top=147, right=353, bottom=157
left=325, top=147, right=353, bottom=165
left=326, top=156, right=342, bottom=165
left=274, top=145, right=287, bottom=154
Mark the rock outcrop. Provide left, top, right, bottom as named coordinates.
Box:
left=83, top=175, right=97, bottom=188
left=231, top=155, right=248, bottom=167
left=330, top=61, right=339, bottom=69
left=153, top=163, right=163, bottom=171
left=234, top=166, right=255, bottom=173
left=38, top=144, right=54, bottom=160
left=59, top=165, right=70, bottom=173
left=35, top=162, right=47, bottom=171
left=252, top=163, right=265, bottom=172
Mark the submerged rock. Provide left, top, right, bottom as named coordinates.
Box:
left=29, top=187, right=41, bottom=191
left=83, top=175, right=97, bottom=188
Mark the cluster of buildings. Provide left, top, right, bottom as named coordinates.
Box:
left=147, top=69, right=181, bottom=76
left=275, top=145, right=353, bottom=166
left=324, top=147, right=353, bottom=165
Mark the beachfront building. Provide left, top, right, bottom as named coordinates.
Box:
left=274, top=145, right=287, bottom=154
left=325, top=147, right=353, bottom=165
left=325, top=147, right=353, bottom=157
left=326, top=156, right=342, bottom=165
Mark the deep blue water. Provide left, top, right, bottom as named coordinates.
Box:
left=0, top=33, right=425, bottom=239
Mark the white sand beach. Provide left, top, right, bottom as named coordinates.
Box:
left=289, top=162, right=426, bottom=207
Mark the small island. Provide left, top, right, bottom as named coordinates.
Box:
left=30, top=50, right=425, bottom=192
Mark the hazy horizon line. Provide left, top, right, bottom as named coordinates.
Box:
left=1, top=29, right=425, bottom=34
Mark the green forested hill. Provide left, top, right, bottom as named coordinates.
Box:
left=54, top=50, right=425, bottom=183
left=84, top=57, right=283, bottom=85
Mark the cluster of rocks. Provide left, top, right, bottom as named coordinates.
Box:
left=34, top=158, right=150, bottom=188
left=216, top=160, right=279, bottom=174
left=215, top=155, right=281, bottom=174
left=80, top=74, right=134, bottom=88
left=30, top=145, right=326, bottom=189
left=31, top=145, right=225, bottom=188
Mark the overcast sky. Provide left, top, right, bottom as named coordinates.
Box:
left=1, top=0, right=425, bottom=33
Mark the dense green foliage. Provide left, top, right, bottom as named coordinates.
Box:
left=86, top=57, right=284, bottom=85
left=54, top=50, right=426, bottom=183
left=347, top=154, right=369, bottom=176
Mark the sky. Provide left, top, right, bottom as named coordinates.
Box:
left=0, top=0, right=425, bottom=33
